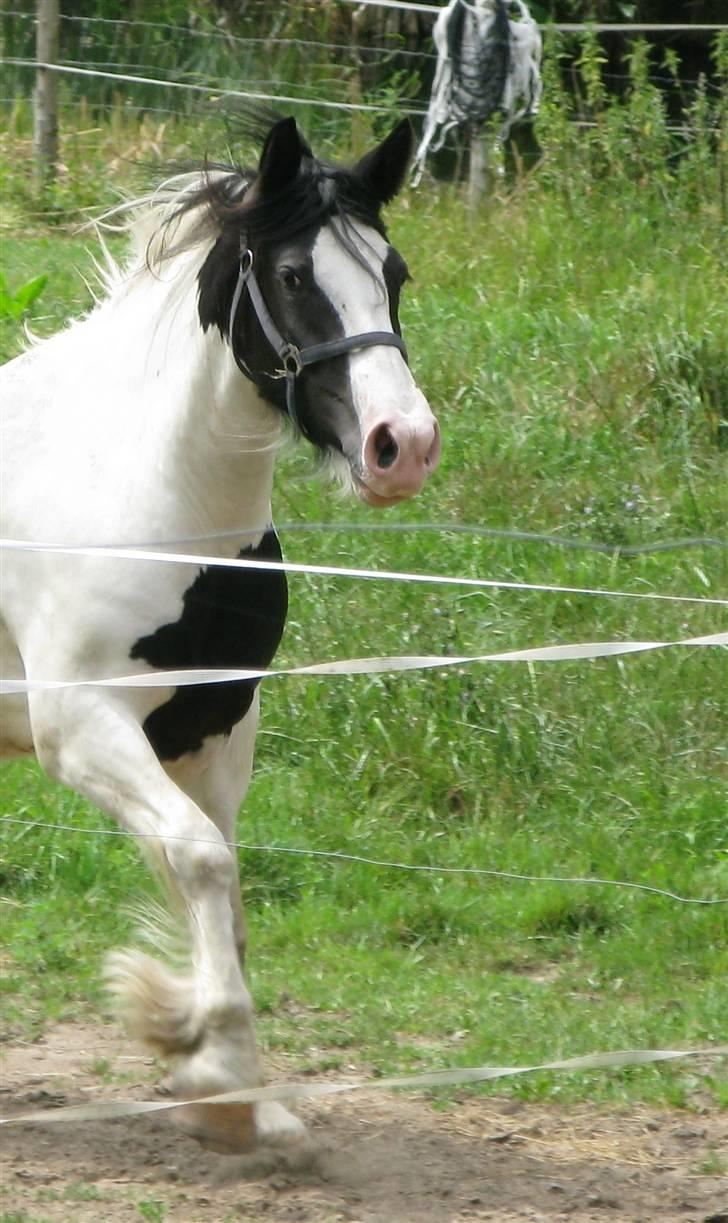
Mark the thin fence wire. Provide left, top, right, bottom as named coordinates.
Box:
left=4, top=8, right=724, bottom=70
left=0, top=48, right=720, bottom=90
left=1, top=61, right=721, bottom=135
left=2, top=10, right=440, bottom=63
left=2, top=816, right=725, bottom=906
left=2, top=95, right=718, bottom=139
left=0, top=60, right=420, bottom=116
left=2, top=6, right=724, bottom=124
left=15, top=519, right=724, bottom=556
left=3, top=8, right=725, bottom=88
left=0, top=96, right=184, bottom=118
left=337, top=0, right=728, bottom=28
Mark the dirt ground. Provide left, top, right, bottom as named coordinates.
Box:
left=0, top=1022, right=726, bottom=1223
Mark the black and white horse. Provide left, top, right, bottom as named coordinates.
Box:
left=0, top=116, right=440, bottom=1152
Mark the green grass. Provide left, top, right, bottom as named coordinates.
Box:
left=1, top=109, right=726, bottom=1111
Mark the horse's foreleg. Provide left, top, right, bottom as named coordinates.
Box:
left=27, top=687, right=299, bottom=1153
left=165, top=698, right=263, bottom=967
left=165, top=697, right=306, bottom=1148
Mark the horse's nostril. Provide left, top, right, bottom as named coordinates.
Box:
left=374, top=424, right=399, bottom=470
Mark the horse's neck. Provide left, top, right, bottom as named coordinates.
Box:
left=85, top=257, right=281, bottom=544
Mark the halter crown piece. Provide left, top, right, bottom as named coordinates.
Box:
left=228, top=246, right=408, bottom=428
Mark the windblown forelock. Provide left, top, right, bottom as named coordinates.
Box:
left=164, top=155, right=388, bottom=253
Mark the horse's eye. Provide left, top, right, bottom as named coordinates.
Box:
left=280, top=267, right=302, bottom=291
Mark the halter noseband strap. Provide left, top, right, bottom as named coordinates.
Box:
left=228, top=248, right=408, bottom=427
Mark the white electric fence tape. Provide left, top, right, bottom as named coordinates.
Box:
left=2, top=538, right=726, bottom=606
left=2, top=1047, right=726, bottom=1128
left=2, top=632, right=726, bottom=694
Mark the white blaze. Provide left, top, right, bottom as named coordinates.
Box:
left=311, top=222, right=435, bottom=451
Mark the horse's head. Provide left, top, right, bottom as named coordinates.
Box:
left=198, top=117, right=440, bottom=506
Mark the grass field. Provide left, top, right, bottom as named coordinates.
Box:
left=0, top=108, right=726, bottom=1117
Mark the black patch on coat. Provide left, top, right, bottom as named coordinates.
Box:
left=130, top=529, right=287, bottom=761
left=382, top=246, right=409, bottom=337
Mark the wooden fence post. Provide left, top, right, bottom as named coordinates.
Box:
left=468, top=123, right=491, bottom=210
left=34, top=0, right=60, bottom=191
left=349, top=3, right=368, bottom=159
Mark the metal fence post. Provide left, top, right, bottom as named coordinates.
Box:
left=34, top=0, right=60, bottom=191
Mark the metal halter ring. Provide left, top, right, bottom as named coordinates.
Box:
left=280, top=344, right=304, bottom=377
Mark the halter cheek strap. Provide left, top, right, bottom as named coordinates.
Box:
left=228, top=247, right=408, bottom=428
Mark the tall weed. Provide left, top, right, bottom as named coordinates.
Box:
left=534, top=33, right=725, bottom=214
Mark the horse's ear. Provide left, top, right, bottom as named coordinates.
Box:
left=352, top=119, right=414, bottom=205
left=254, top=117, right=311, bottom=197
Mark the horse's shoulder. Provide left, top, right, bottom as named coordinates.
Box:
left=130, top=528, right=288, bottom=760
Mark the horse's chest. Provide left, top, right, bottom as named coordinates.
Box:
left=130, top=529, right=287, bottom=761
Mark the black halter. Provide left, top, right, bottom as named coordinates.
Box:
left=228, top=248, right=408, bottom=428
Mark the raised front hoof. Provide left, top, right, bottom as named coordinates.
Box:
left=171, top=1099, right=307, bottom=1156
left=172, top=1100, right=257, bottom=1154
